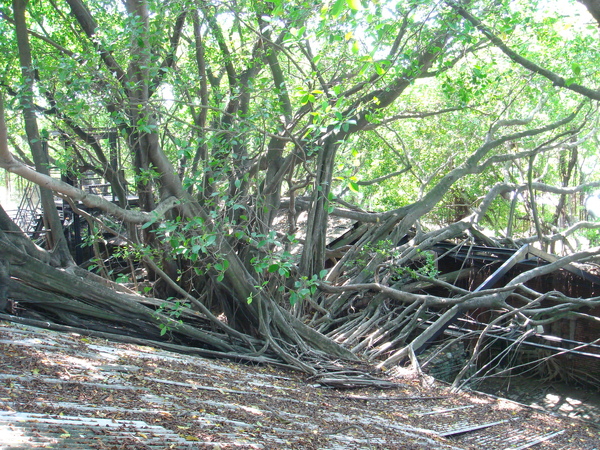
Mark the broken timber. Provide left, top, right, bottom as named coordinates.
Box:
left=415, top=244, right=531, bottom=354
left=380, top=242, right=600, bottom=369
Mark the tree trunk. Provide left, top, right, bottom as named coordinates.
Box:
left=12, top=0, right=72, bottom=265
left=300, top=137, right=338, bottom=276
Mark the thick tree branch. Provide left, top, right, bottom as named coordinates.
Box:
left=65, top=0, right=126, bottom=81
left=0, top=8, right=77, bottom=59
left=579, top=0, right=600, bottom=26
left=0, top=98, right=177, bottom=224
left=448, top=1, right=600, bottom=101
left=362, top=106, right=466, bottom=130
left=150, top=10, right=187, bottom=94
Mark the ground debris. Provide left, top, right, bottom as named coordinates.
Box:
left=1, top=321, right=598, bottom=449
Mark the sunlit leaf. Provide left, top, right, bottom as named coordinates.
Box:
left=331, top=0, right=346, bottom=17
left=347, top=0, right=362, bottom=10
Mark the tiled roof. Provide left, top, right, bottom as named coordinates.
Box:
left=0, top=322, right=597, bottom=449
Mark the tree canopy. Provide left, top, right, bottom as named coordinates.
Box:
left=1, top=0, right=599, bottom=384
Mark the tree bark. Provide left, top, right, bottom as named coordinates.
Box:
left=12, top=0, right=72, bottom=265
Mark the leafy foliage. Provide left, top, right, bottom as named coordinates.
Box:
left=2, top=0, right=600, bottom=376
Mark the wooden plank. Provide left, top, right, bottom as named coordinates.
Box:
left=474, top=244, right=529, bottom=291
left=527, top=246, right=600, bottom=286
left=433, top=242, right=519, bottom=258
left=401, top=268, right=473, bottom=293
left=341, top=395, right=447, bottom=401
left=438, top=419, right=511, bottom=437
left=415, top=405, right=474, bottom=416
left=413, top=303, right=463, bottom=355
left=415, top=245, right=529, bottom=355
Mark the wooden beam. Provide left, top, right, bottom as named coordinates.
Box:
left=527, top=246, right=600, bottom=286
left=474, top=244, right=530, bottom=292
left=438, top=419, right=511, bottom=437
left=413, top=245, right=529, bottom=355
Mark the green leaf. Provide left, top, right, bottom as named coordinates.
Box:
left=349, top=181, right=359, bottom=192
left=272, top=3, right=283, bottom=15
left=290, top=26, right=306, bottom=38
left=141, top=218, right=156, bottom=229
left=331, top=0, right=346, bottom=17
left=268, top=263, right=279, bottom=273
left=571, top=62, right=581, bottom=76
left=358, top=62, right=371, bottom=76
left=347, top=0, right=362, bottom=10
